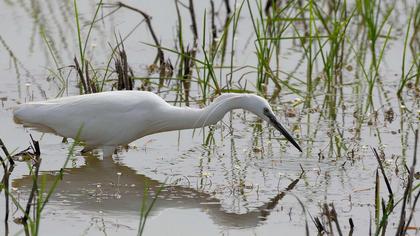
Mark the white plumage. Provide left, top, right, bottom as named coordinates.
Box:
left=14, top=91, right=301, bottom=157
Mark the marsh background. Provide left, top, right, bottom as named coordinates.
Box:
left=0, top=0, right=419, bottom=235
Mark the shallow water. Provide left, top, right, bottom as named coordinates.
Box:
left=0, top=0, right=419, bottom=235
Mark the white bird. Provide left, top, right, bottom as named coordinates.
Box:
left=13, top=91, right=302, bottom=157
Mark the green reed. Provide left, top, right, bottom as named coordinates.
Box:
left=247, top=0, right=276, bottom=95
left=397, top=9, right=418, bottom=98
left=137, top=179, right=165, bottom=236
left=355, top=0, right=394, bottom=111
left=73, top=0, right=104, bottom=94
left=1, top=129, right=81, bottom=236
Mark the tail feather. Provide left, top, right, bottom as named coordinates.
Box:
left=13, top=104, right=57, bottom=134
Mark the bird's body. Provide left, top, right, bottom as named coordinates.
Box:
left=14, top=91, right=302, bottom=157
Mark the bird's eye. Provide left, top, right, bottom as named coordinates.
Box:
left=263, top=107, right=270, bottom=113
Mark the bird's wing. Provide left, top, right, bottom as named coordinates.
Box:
left=13, top=91, right=166, bottom=145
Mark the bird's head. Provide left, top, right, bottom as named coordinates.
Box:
left=241, top=94, right=302, bottom=152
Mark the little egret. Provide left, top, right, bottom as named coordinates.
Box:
left=13, top=91, right=302, bottom=157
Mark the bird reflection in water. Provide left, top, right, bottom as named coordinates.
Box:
left=12, top=153, right=303, bottom=228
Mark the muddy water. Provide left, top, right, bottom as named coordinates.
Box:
left=0, top=0, right=419, bottom=235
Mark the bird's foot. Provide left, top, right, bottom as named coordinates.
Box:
left=81, top=146, right=95, bottom=154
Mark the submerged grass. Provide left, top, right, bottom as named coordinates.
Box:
left=372, top=130, right=419, bottom=236
left=1, top=133, right=169, bottom=236
left=0, top=126, right=82, bottom=236
left=309, top=131, right=419, bottom=236
left=0, top=139, right=15, bottom=235
left=137, top=179, right=166, bottom=236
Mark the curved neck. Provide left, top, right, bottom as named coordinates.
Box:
left=157, top=96, right=244, bottom=133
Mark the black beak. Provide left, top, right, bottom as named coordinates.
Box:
left=267, top=114, right=302, bottom=152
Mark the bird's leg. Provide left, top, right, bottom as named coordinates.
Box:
left=102, top=146, right=116, bottom=158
